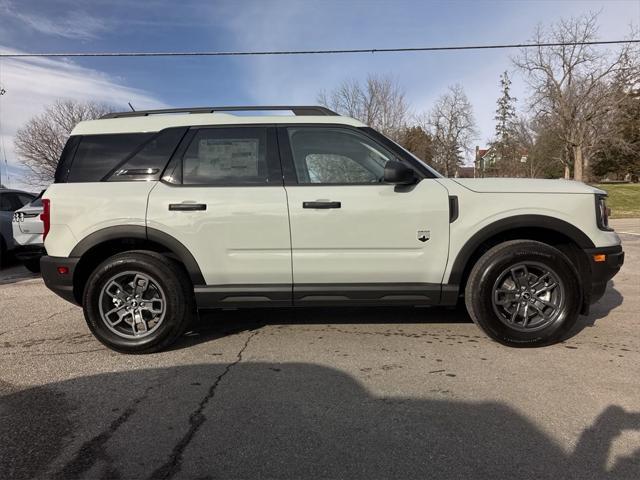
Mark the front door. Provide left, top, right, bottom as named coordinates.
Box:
left=279, top=125, right=450, bottom=305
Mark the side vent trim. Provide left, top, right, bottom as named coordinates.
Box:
left=449, top=196, right=459, bottom=223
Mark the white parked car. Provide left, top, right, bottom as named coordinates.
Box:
left=12, top=195, right=45, bottom=272
left=40, top=106, right=624, bottom=353
left=1, top=188, right=36, bottom=266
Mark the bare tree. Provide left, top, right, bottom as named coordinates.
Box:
left=14, top=99, right=115, bottom=185
left=423, top=84, right=477, bottom=177
left=318, top=74, right=409, bottom=140
left=513, top=13, right=638, bottom=181
left=512, top=115, right=565, bottom=178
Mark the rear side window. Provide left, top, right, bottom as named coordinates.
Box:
left=65, top=133, right=153, bottom=183
left=0, top=193, right=16, bottom=211
left=17, top=194, right=35, bottom=207
left=0, top=193, right=28, bottom=211
left=54, top=136, right=81, bottom=183
left=179, top=127, right=271, bottom=185
left=106, top=128, right=187, bottom=182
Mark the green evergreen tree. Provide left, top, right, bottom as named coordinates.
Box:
left=488, top=71, right=520, bottom=176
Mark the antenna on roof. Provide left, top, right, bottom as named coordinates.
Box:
left=128, top=102, right=136, bottom=112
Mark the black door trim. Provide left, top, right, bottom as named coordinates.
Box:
left=194, top=282, right=446, bottom=309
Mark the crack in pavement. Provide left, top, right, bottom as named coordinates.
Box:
left=148, top=329, right=260, bottom=480
left=0, top=307, right=77, bottom=337
left=31, top=348, right=107, bottom=356
left=53, top=385, right=155, bottom=480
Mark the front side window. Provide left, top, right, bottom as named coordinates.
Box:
left=287, top=127, right=395, bottom=184
left=181, top=128, right=270, bottom=185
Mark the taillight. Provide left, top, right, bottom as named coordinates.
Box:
left=41, top=198, right=51, bottom=240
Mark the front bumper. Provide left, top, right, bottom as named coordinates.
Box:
left=584, top=245, right=625, bottom=305
left=41, top=256, right=80, bottom=305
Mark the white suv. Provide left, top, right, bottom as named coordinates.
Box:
left=40, top=106, right=624, bottom=353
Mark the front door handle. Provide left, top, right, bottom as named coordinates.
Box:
left=303, top=201, right=341, bottom=209
left=169, top=203, right=207, bottom=211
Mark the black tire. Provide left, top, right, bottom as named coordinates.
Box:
left=465, top=240, right=581, bottom=347
left=83, top=250, right=195, bottom=354
left=23, top=258, right=41, bottom=273
left=0, top=236, right=9, bottom=268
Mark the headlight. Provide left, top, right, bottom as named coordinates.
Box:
left=595, top=194, right=612, bottom=231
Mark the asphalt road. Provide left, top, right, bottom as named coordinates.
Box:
left=1, top=229, right=639, bottom=479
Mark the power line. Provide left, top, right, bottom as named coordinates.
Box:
left=0, top=39, right=638, bottom=58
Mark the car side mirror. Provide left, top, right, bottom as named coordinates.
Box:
left=384, top=160, right=418, bottom=185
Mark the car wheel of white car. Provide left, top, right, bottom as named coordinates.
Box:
left=465, top=240, right=581, bottom=347
left=82, top=250, right=195, bottom=354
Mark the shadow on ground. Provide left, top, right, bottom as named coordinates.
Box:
left=1, top=363, right=638, bottom=479
left=568, top=280, right=624, bottom=338
left=175, top=278, right=624, bottom=351
left=168, top=304, right=472, bottom=351
left=0, top=257, right=39, bottom=285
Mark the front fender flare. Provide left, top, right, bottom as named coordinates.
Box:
left=447, top=214, right=595, bottom=286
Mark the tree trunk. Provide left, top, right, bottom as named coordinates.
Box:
left=573, top=144, right=584, bottom=181
left=582, top=153, right=591, bottom=182
left=564, top=163, right=571, bottom=179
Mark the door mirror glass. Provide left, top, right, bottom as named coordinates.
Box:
left=383, top=160, right=418, bottom=185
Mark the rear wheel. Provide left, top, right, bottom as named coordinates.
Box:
left=0, top=237, right=8, bottom=268
left=83, top=251, right=195, bottom=353
left=465, top=240, right=581, bottom=347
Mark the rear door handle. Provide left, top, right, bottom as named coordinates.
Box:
left=169, top=203, right=207, bottom=211
left=303, top=201, right=341, bottom=209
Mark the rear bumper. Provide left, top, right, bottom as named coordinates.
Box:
left=14, top=244, right=46, bottom=262
left=41, top=256, right=80, bottom=305
left=584, top=245, right=624, bottom=305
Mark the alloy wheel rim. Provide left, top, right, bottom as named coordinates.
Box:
left=491, top=261, right=565, bottom=332
left=98, top=271, right=166, bottom=339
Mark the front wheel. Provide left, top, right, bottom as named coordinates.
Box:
left=83, top=251, right=195, bottom=353
left=465, top=240, right=581, bottom=347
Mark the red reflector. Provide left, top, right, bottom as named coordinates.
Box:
left=57, top=266, right=69, bottom=275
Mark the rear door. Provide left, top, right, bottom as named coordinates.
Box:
left=146, top=125, right=292, bottom=306
left=279, top=125, right=450, bottom=305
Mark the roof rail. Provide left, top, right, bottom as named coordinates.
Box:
left=100, top=105, right=339, bottom=119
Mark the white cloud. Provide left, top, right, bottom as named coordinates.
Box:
left=1, top=0, right=108, bottom=40
left=0, top=47, right=166, bottom=188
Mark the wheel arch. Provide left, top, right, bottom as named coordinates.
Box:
left=448, top=215, right=593, bottom=308
left=70, top=226, right=205, bottom=304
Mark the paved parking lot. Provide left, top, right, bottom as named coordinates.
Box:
left=1, top=227, right=639, bottom=479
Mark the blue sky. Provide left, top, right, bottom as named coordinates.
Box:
left=0, top=0, right=637, bottom=188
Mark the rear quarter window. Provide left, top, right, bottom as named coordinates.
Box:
left=65, top=133, right=153, bottom=183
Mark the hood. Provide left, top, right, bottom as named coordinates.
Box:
left=450, top=178, right=604, bottom=195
